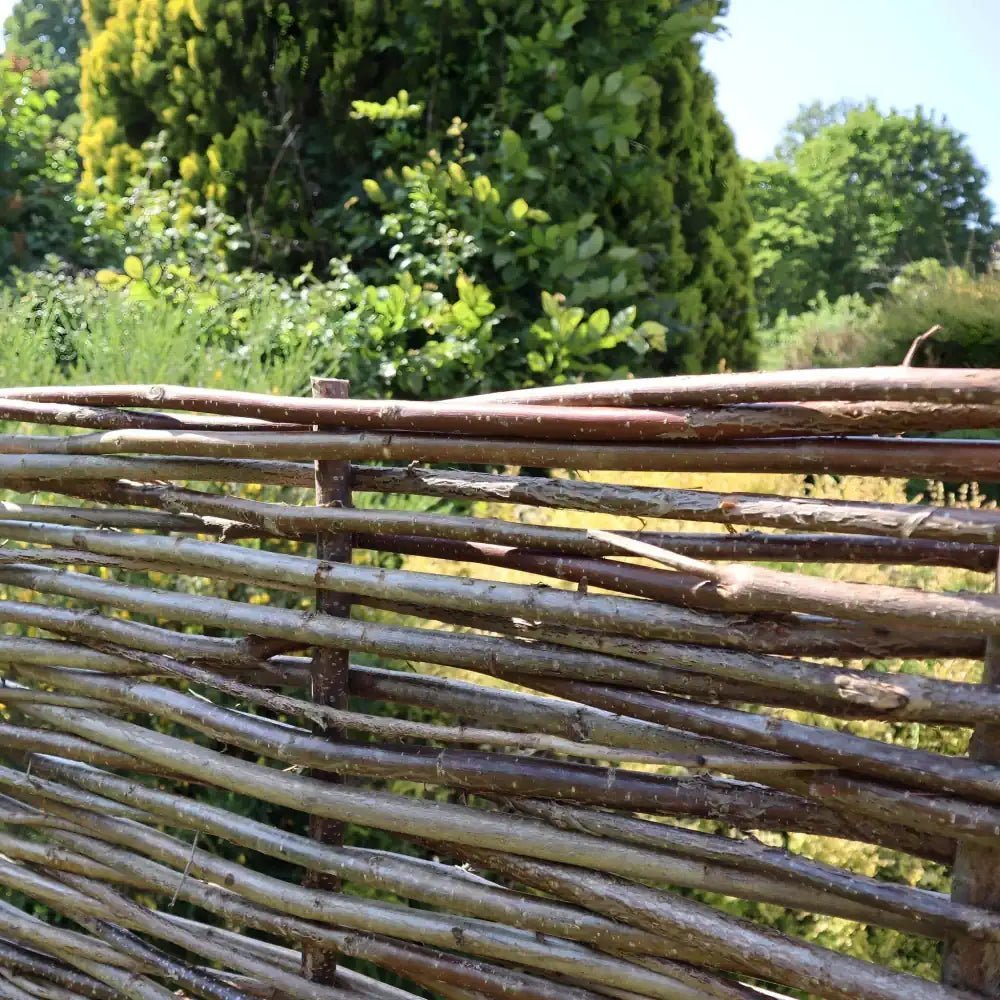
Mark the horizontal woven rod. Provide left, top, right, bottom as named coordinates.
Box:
left=0, top=455, right=313, bottom=485
left=13, top=673, right=844, bottom=826
left=352, top=559, right=984, bottom=667
left=28, top=815, right=714, bottom=1000
left=7, top=594, right=889, bottom=733
left=354, top=464, right=1000, bottom=546
left=440, top=848, right=973, bottom=1000
left=212, top=945, right=657, bottom=1000
left=61, top=477, right=987, bottom=573
left=342, top=661, right=834, bottom=759
left=4, top=556, right=993, bottom=731
left=0, top=724, right=162, bottom=772
left=24, top=483, right=982, bottom=658
left=0, top=603, right=302, bottom=666
left=0, top=831, right=158, bottom=888
left=41, top=477, right=999, bottom=570
left=0, top=863, right=355, bottom=1000
left=363, top=591, right=984, bottom=663
left=0, top=764, right=154, bottom=823
left=13, top=654, right=763, bottom=772
left=0, top=902, right=173, bottom=1000
left=9, top=370, right=1000, bottom=409
left=507, top=673, right=1000, bottom=847
left=0, top=970, right=95, bottom=1000
left=61, top=644, right=787, bottom=773
left=45, top=894, right=263, bottom=1000
left=9, top=520, right=998, bottom=650
left=5, top=555, right=991, bottom=728
left=597, top=531, right=1000, bottom=637
left=499, top=798, right=977, bottom=941
left=21, top=699, right=942, bottom=874
left=16, top=522, right=987, bottom=715
left=0, top=398, right=294, bottom=432
left=0, top=941, right=116, bottom=1000
left=70, top=915, right=270, bottom=1000
left=455, top=610, right=991, bottom=722
left=461, top=366, right=1000, bottom=406
left=6, top=428, right=1000, bottom=480
left=0, top=689, right=108, bottom=708
left=0, top=900, right=145, bottom=976
left=53, top=860, right=666, bottom=1000
left=0, top=637, right=776, bottom=762
left=23, top=757, right=768, bottom=976
left=41, top=667, right=1000, bottom=844
left=489, top=669, right=1000, bottom=804
left=0, top=636, right=306, bottom=685
left=0, top=499, right=231, bottom=533
left=35, top=760, right=970, bottom=964
left=0, top=628, right=967, bottom=728
left=202, top=941, right=423, bottom=1000
left=373, top=530, right=999, bottom=576
left=24, top=632, right=921, bottom=770
left=7, top=383, right=1000, bottom=440
left=188, top=919, right=604, bottom=1000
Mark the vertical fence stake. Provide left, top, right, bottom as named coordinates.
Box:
left=301, top=377, right=352, bottom=985
left=943, top=549, right=1000, bottom=994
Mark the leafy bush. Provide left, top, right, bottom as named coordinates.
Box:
left=3, top=0, right=85, bottom=121
left=859, top=261, right=1000, bottom=370
left=757, top=292, right=876, bottom=370
left=78, top=0, right=756, bottom=372
left=0, top=57, right=79, bottom=274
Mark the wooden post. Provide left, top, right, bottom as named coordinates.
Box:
left=301, top=377, right=352, bottom=985
left=943, top=549, right=1000, bottom=996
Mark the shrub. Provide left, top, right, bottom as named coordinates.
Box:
left=0, top=57, right=79, bottom=275
left=860, top=261, right=1000, bottom=370
left=78, top=0, right=756, bottom=372
left=757, top=292, right=876, bottom=370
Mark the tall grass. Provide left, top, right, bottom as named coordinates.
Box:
left=0, top=281, right=344, bottom=393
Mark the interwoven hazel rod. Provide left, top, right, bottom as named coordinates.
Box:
left=1, top=522, right=994, bottom=712
left=4, top=518, right=999, bottom=645
left=9, top=792, right=955, bottom=1000
left=5, top=428, right=1000, bottom=480
left=8, top=813, right=720, bottom=1000
left=6, top=757, right=803, bottom=979
left=35, top=476, right=992, bottom=569
left=0, top=397, right=296, bottom=432
left=0, top=942, right=116, bottom=1000
left=0, top=638, right=797, bottom=764
left=460, top=366, right=1000, bottom=406
left=4, top=789, right=968, bottom=1000
left=20, top=664, right=1000, bottom=841
left=13, top=697, right=950, bottom=868
left=352, top=465, right=1000, bottom=544
left=20, top=753, right=977, bottom=946
left=3, top=370, right=1000, bottom=1000
left=2, top=370, right=999, bottom=411
left=1, top=555, right=995, bottom=730
left=6, top=384, right=1000, bottom=440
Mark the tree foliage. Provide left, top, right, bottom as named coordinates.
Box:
left=78, top=0, right=756, bottom=373
left=0, top=57, right=79, bottom=274
left=749, top=102, right=997, bottom=323
left=2, top=0, right=85, bottom=119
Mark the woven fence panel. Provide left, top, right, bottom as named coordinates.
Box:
left=0, top=369, right=998, bottom=999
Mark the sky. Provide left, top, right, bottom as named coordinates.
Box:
left=703, top=0, right=1000, bottom=209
